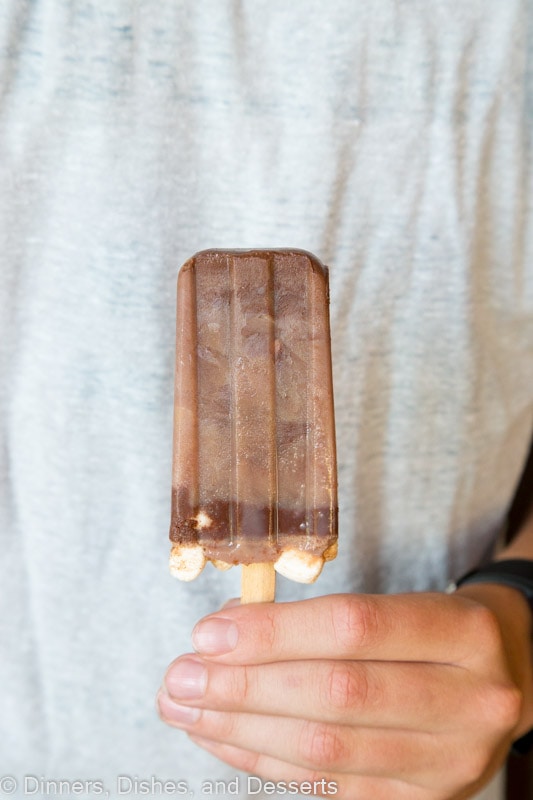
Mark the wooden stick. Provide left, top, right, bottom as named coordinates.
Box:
left=241, top=563, right=276, bottom=603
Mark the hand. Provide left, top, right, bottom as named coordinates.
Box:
left=158, top=589, right=533, bottom=800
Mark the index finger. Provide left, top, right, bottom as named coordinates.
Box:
left=191, top=592, right=492, bottom=665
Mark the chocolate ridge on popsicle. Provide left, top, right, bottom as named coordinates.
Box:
left=169, top=249, right=338, bottom=584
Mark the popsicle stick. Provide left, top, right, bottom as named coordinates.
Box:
left=241, top=563, right=276, bottom=603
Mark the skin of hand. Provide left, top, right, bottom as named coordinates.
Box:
left=158, top=581, right=533, bottom=800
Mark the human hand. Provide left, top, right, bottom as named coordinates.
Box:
left=158, top=589, right=533, bottom=799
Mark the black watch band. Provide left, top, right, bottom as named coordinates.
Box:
left=453, top=559, right=533, bottom=756
left=454, top=559, right=533, bottom=609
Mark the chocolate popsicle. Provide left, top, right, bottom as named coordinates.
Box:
left=169, top=249, right=337, bottom=596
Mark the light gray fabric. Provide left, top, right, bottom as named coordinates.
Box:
left=1, top=2, right=532, bottom=798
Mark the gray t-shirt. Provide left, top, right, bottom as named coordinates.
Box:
left=1, top=2, right=532, bottom=799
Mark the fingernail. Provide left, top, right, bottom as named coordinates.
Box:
left=192, top=617, right=239, bottom=655
left=158, top=691, right=201, bottom=725
left=165, top=658, right=207, bottom=700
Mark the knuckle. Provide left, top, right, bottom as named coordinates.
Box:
left=229, top=747, right=261, bottom=775
left=226, top=665, right=252, bottom=706
left=497, top=683, right=523, bottom=731
left=207, top=708, right=237, bottom=741
left=323, top=662, right=369, bottom=714
left=331, top=595, right=382, bottom=653
left=298, top=721, right=348, bottom=769
left=482, top=682, right=523, bottom=733
left=454, top=747, right=491, bottom=788
left=466, top=604, right=503, bottom=656
left=257, top=606, right=277, bottom=652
